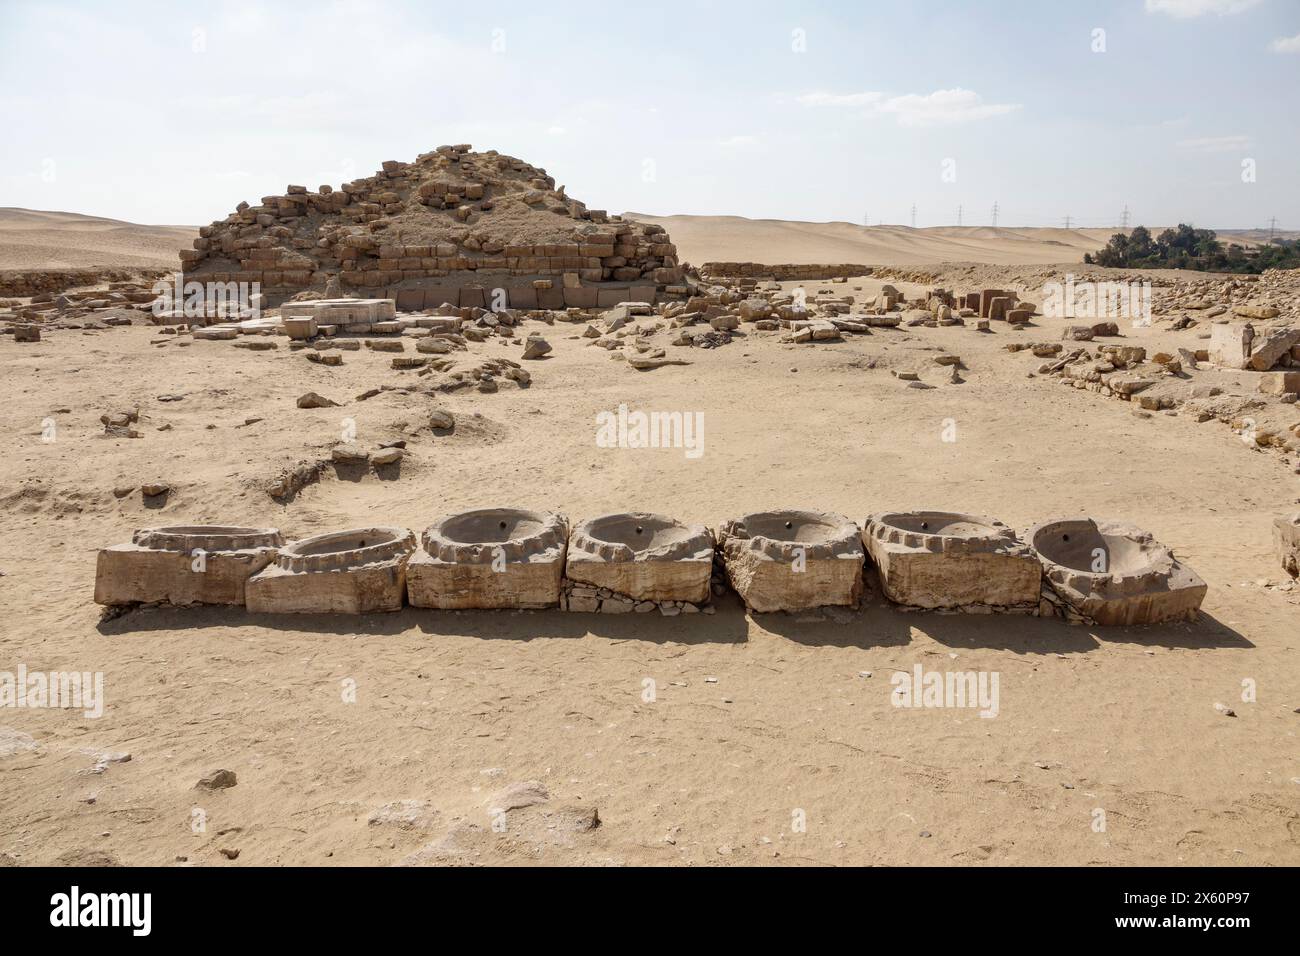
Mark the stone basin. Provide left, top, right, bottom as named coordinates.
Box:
left=1028, top=518, right=1206, bottom=625
left=245, top=526, right=415, bottom=614
left=863, top=510, right=1040, bottom=610
left=408, top=508, right=568, bottom=609
left=566, top=513, right=714, bottom=605
left=719, top=510, right=863, bottom=612
left=95, top=525, right=283, bottom=607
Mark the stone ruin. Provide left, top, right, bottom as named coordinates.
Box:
left=244, top=526, right=416, bottom=615
left=863, top=511, right=1041, bottom=613
left=179, top=144, right=683, bottom=308
left=95, top=506, right=1219, bottom=627
left=407, top=509, right=568, bottom=610
left=717, top=511, right=865, bottom=613
left=564, top=513, right=714, bottom=614
left=94, top=509, right=1216, bottom=629
left=94, top=526, right=282, bottom=607
left=1028, top=518, right=1207, bottom=626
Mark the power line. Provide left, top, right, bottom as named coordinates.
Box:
left=910, top=203, right=917, bottom=229
left=991, top=201, right=999, bottom=227
left=957, top=204, right=963, bottom=227
left=1267, top=216, right=1278, bottom=243
left=1064, top=215, right=1072, bottom=229
left=1120, top=205, right=1130, bottom=230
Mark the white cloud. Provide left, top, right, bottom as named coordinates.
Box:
left=791, top=88, right=1019, bottom=126
left=1177, top=134, right=1252, bottom=152
left=878, top=88, right=1021, bottom=126
left=1145, top=0, right=1263, bottom=18
left=1270, top=33, right=1300, bottom=53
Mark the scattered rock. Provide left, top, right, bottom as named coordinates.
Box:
left=296, top=391, right=340, bottom=409
left=195, top=769, right=238, bottom=791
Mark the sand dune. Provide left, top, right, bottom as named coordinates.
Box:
left=623, top=213, right=1115, bottom=266
left=624, top=213, right=1294, bottom=268
left=0, top=207, right=194, bottom=271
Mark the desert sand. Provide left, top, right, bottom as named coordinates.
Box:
left=0, top=208, right=192, bottom=272
left=626, top=213, right=1297, bottom=269
left=2, top=218, right=1298, bottom=866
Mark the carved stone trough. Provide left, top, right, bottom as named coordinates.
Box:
left=1028, top=518, right=1206, bottom=625
left=565, top=513, right=714, bottom=610
left=95, top=525, right=283, bottom=607
left=245, top=526, right=415, bottom=614
left=863, top=510, right=1041, bottom=611
left=407, top=508, right=568, bottom=609
left=1275, top=513, right=1300, bottom=578
left=719, top=510, right=863, bottom=612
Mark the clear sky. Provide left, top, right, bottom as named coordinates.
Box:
left=2, top=0, right=1297, bottom=229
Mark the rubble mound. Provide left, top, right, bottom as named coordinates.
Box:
left=182, top=144, right=681, bottom=300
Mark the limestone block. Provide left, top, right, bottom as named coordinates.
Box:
left=1208, top=323, right=1251, bottom=370
left=1028, top=518, right=1206, bottom=625
left=282, top=316, right=316, bottom=340
left=1258, top=371, right=1300, bottom=395
left=719, top=511, right=864, bottom=612
left=407, top=509, right=567, bottom=609
left=1248, top=327, right=1300, bottom=371
left=863, top=511, right=1041, bottom=610
left=245, top=527, right=414, bottom=614
left=95, top=526, right=282, bottom=606
left=566, top=513, right=713, bottom=604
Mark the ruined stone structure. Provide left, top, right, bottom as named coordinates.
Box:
left=564, top=513, right=713, bottom=612
left=94, top=508, right=1223, bottom=628
left=1028, top=518, right=1207, bottom=625
left=244, top=527, right=415, bottom=614
left=407, top=509, right=568, bottom=610
left=94, top=526, right=282, bottom=606
left=863, top=511, right=1041, bottom=612
left=718, top=511, right=865, bottom=612
left=181, top=145, right=681, bottom=306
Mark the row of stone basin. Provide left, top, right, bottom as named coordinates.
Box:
left=94, top=509, right=1210, bottom=626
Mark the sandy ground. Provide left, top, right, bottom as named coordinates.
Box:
left=0, top=208, right=191, bottom=271
left=1, top=268, right=1297, bottom=867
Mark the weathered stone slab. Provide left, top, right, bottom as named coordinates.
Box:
left=719, top=511, right=863, bottom=612
left=863, top=511, right=1040, bottom=610
left=1028, top=518, right=1206, bottom=625
left=1208, top=322, right=1252, bottom=369
left=94, top=526, right=282, bottom=606
left=245, top=527, right=414, bottom=614
left=407, top=509, right=567, bottom=609
left=566, top=513, right=713, bottom=604
left=1248, top=327, right=1300, bottom=371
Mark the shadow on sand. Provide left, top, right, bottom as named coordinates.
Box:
left=97, top=593, right=1252, bottom=653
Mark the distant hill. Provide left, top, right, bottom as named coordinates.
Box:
left=0, top=208, right=196, bottom=271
